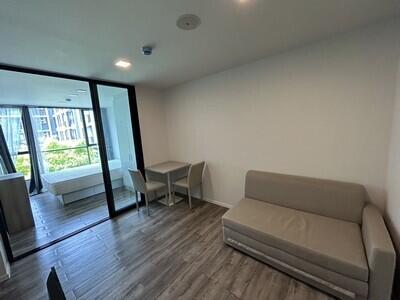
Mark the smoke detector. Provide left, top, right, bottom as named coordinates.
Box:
left=141, top=46, right=153, bottom=56
left=176, top=14, right=201, bottom=30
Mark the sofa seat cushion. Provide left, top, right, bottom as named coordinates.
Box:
left=222, top=198, right=369, bottom=282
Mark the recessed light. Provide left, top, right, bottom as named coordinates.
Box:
left=76, top=89, right=87, bottom=93
left=69, top=94, right=78, bottom=97
left=115, top=59, right=132, bottom=69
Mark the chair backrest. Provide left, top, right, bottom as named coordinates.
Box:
left=128, top=169, right=147, bottom=193
left=47, top=267, right=66, bottom=300
left=188, top=161, right=205, bottom=187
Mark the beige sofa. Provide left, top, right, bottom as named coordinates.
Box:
left=222, top=170, right=396, bottom=300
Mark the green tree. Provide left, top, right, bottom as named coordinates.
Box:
left=45, top=140, right=90, bottom=172
left=15, top=139, right=99, bottom=176
left=15, top=155, right=31, bottom=178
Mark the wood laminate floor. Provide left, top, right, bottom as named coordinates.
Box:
left=0, top=199, right=334, bottom=300
left=9, top=188, right=136, bottom=257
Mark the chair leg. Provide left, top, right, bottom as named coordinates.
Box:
left=135, top=190, right=139, bottom=212
left=188, top=187, right=192, bottom=210
left=172, top=186, right=176, bottom=204
left=166, top=173, right=171, bottom=207
left=200, top=183, right=203, bottom=201
left=145, top=193, right=150, bottom=216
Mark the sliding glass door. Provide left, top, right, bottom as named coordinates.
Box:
left=0, top=66, right=143, bottom=261
left=0, top=70, right=111, bottom=257
left=97, top=85, right=139, bottom=211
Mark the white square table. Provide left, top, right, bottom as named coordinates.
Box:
left=145, top=161, right=190, bottom=206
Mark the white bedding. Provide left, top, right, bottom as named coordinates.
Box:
left=42, top=160, right=122, bottom=196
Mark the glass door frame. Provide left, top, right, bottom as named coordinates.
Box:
left=90, top=82, right=145, bottom=217
left=0, top=63, right=145, bottom=262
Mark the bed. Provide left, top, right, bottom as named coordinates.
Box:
left=41, top=159, right=123, bottom=205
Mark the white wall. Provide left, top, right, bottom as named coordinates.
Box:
left=387, top=53, right=400, bottom=251
left=136, top=86, right=169, bottom=166
left=164, top=19, right=400, bottom=209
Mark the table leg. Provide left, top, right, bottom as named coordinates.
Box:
left=167, top=172, right=171, bottom=206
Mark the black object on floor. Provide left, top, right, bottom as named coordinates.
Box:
left=46, top=267, right=66, bottom=300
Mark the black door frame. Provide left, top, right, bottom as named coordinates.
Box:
left=0, top=63, right=145, bottom=261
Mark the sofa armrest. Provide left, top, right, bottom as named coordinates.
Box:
left=362, top=205, right=396, bottom=300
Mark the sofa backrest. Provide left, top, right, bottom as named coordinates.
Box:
left=245, top=170, right=366, bottom=224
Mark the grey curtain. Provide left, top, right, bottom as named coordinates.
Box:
left=22, top=106, right=43, bottom=194
left=0, top=124, right=16, bottom=174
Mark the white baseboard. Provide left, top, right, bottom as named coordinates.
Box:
left=203, top=197, right=233, bottom=209
left=174, top=192, right=233, bottom=209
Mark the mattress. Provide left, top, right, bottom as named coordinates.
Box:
left=42, top=159, right=123, bottom=195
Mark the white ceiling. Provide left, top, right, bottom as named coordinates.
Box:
left=0, top=69, right=126, bottom=108
left=0, top=0, right=399, bottom=89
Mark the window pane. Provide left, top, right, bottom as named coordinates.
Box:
left=0, top=108, right=25, bottom=154
left=83, top=110, right=98, bottom=145
left=42, top=147, right=90, bottom=172
left=18, top=122, right=29, bottom=153
left=29, top=107, right=101, bottom=173
left=30, top=107, right=86, bottom=149
left=0, top=107, right=31, bottom=180
left=15, top=153, right=31, bottom=179
left=88, top=145, right=101, bottom=164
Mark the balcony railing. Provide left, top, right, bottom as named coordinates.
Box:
left=17, top=143, right=100, bottom=174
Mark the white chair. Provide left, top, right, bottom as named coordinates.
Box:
left=172, top=161, right=205, bottom=209
left=128, top=169, right=167, bottom=216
